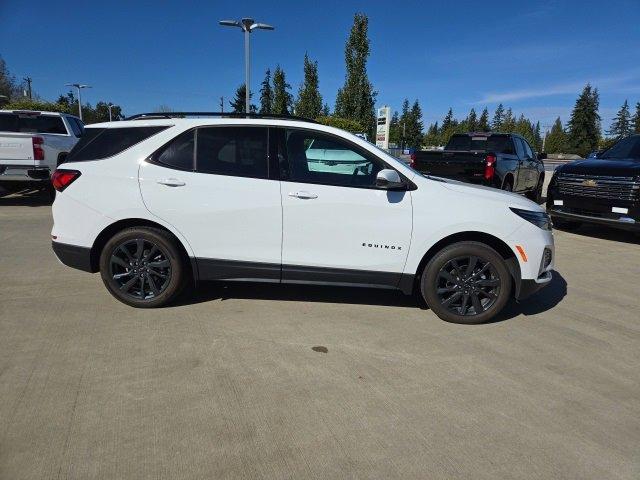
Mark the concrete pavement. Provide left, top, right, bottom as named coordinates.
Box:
left=0, top=192, right=639, bottom=479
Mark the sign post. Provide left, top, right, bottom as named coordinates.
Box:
left=375, top=106, right=391, bottom=149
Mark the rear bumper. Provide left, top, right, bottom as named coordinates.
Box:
left=52, top=241, right=94, bottom=272
left=0, top=165, right=50, bottom=182
left=548, top=208, right=640, bottom=231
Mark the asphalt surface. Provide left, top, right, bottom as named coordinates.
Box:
left=1, top=190, right=639, bottom=480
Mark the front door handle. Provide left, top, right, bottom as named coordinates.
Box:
left=157, top=178, right=186, bottom=187
left=288, top=191, right=318, bottom=199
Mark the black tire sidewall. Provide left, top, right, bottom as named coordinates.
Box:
left=99, top=227, right=186, bottom=308
left=420, top=242, right=512, bottom=324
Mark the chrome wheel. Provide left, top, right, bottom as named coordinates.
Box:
left=435, top=255, right=501, bottom=316
left=109, top=238, right=171, bottom=300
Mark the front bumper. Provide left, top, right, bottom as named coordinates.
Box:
left=52, top=241, right=94, bottom=272
left=548, top=208, right=640, bottom=231
left=0, top=165, right=51, bottom=182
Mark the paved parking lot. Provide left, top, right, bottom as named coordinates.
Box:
left=1, top=191, right=639, bottom=480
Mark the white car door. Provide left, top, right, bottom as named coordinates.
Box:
left=139, top=126, right=282, bottom=281
left=278, top=128, right=413, bottom=288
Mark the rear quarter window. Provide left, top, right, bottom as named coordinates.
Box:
left=65, top=126, right=169, bottom=162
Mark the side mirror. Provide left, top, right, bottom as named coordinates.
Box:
left=376, top=169, right=404, bottom=189
left=537, top=152, right=547, bottom=160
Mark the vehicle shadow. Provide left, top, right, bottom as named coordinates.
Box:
left=0, top=188, right=52, bottom=206
left=556, top=224, right=639, bottom=244
left=174, top=272, right=568, bottom=323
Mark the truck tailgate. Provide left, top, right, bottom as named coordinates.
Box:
left=0, top=133, right=35, bottom=166
left=414, top=151, right=486, bottom=181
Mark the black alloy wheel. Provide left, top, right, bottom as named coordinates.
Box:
left=420, top=241, right=512, bottom=324
left=99, top=227, right=187, bottom=308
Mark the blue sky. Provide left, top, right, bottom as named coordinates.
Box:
left=1, top=0, right=639, bottom=130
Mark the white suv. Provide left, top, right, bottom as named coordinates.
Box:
left=51, top=113, right=554, bottom=324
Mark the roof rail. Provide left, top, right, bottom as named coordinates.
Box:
left=126, top=112, right=319, bottom=123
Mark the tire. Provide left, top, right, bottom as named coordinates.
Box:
left=502, top=177, right=513, bottom=192
left=526, top=175, right=543, bottom=203
left=420, top=241, right=512, bottom=324
left=99, top=227, right=187, bottom=308
left=551, top=217, right=581, bottom=231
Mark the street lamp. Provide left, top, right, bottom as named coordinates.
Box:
left=219, top=18, right=274, bottom=114
left=107, top=103, right=115, bottom=122
left=65, top=83, right=91, bottom=121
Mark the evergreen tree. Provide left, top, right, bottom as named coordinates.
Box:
left=405, top=100, right=424, bottom=149
left=423, top=121, right=440, bottom=147
left=322, top=103, right=331, bottom=116
left=389, top=110, right=400, bottom=146
left=534, top=121, right=543, bottom=152
left=295, top=53, right=323, bottom=119
left=229, top=84, right=256, bottom=113
left=478, top=108, right=490, bottom=132
left=398, top=99, right=410, bottom=148
left=441, top=108, right=455, bottom=130
left=272, top=66, right=293, bottom=115
left=567, top=84, right=601, bottom=157
left=466, top=108, right=478, bottom=132
left=515, top=114, right=536, bottom=147
left=259, top=69, right=273, bottom=114
left=607, top=99, right=632, bottom=138
left=634, top=102, right=640, bottom=134
left=492, top=103, right=505, bottom=131
left=502, top=107, right=516, bottom=132
left=439, top=108, right=458, bottom=145
left=545, top=117, right=568, bottom=153
left=334, top=13, right=376, bottom=136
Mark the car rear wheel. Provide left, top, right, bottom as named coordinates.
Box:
left=99, top=227, right=187, bottom=308
left=526, top=175, right=543, bottom=203
left=420, top=241, right=512, bottom=324
left=502, top=177, right=513, bottom=192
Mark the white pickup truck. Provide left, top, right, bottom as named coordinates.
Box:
left=0, top=110, right=84, bottom=194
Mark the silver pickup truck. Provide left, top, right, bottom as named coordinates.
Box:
left=0, top=110, right=84, bottom=194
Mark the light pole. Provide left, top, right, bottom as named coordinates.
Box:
left=219, top=18, right=274, bottom=114
left=65, top=83, right=91, bottom=121
left=107, top=103, right=115, bottom=122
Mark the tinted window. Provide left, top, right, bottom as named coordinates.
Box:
left=66, top=126, right=168, bottom=162
left=154, top=130, right=195, bottom=170
left=67, top=117, right=83, bottom=137
left=196, top=127, right=268, bottom=178
left=514, top=137, right=526, bottom=158
left=0, top=113, right=67, bottom=134
left=502, top=139, right=516, bottom=155
left=446, top=134, right=510, bottom=153
left=285, top=129, right=383, bottom=187
left=522, top=139, right=534, bottom=158
left=600, top=136, right=640, bottom=160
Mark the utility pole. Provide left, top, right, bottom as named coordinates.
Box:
left=219, top=18, right=274, bottom=115
left=65, top=83, right=91, bottom=121
left=219, top=96, right=224, bottom=113
left=107, top=103, right=115, bottom=122
left=541, top=124, right=552, bottom=153
left=23, top=77, right=32, bottom=99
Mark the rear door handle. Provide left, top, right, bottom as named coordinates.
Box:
left=157, top=178, right=186, bottom=187
left=288, top=191, right=318, bottom=199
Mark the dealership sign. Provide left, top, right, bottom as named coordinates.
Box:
left=376, top=106, right=390, bottom=149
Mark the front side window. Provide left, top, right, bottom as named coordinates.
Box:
left=284, top=129, right=383, bottom=187
left=196, top=127, right=268, bottom=178
left=522, top=139, right=534, bottom=159
left=514, top=137, right=526, bottom=159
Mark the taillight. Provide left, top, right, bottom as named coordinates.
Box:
left=409, top=153, right=417, bottom=169
left=51, top=169, right=81, bottom=192
left=32, top=136, right=44, bottom=161
left=484, top=154, right=496, bottom=180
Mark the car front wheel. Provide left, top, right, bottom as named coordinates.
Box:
left=99, top=227, right=187, bottom=308
left=420, top=241, right=512, bottom=324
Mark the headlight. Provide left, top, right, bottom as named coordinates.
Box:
left=510, top=207, right=552, bottom=231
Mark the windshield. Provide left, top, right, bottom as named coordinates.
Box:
left=599, top=136, right=640, bottom=160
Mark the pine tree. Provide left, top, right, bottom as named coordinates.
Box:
left=272, top=65, right=293, bottom=115
left=634, top=102, right=640, bottom=134
left=440, top=108, right=458, bottom=145
left=405, top=100, right=424, bottom=149
left=322, top=103, right=330, bottom=116
left=478, top=108, right=490, bottom=132
left=441, top=108, right=454, bottom=130
left=466, top=108, right=478, bottom=132
left=545, top=117, right=568, bottom=154
left=259, top=69, right=273, bottom=114
left=492, top=103, right=505, bottom=131
left=398, top=99, right=410, bottom=148
left=502, top=108, right=516, bottom=133
left=389, top=110, right=400, bottom=146
left=567, top=84, right=601, bottom=157
left=424, top=121, right=440, bottom=147
left=534, top=121, right=543, bottom=152
left=334, top=13, right=376, bottom=136
left=295, top=53, right=323, bottom=119
left=607, top=99, right=632, bottom=138
left=229, top=84, right=255, bottom=113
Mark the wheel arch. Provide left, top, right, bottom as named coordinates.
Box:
left=405, top=231, right=521, bottom=296
left=89, top=218, right=197, bottom=282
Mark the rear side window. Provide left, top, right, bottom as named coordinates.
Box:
left=153, top=130, right=195, bottom=170
left=0, top=113, right=67, bottom=134
left=67, top=117, right=84, bottom=137
left=196, top=127, right=268, bottom=178
left=66, top=126, right=168, bottom=162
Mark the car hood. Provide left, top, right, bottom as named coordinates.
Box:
left=434, top=177, right=543, bottom=211
left=559, top=157, right=640, bottom=177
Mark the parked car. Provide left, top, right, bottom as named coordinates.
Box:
left=0, top=110, right=84, bottom=195
left=51, top=113, right=554, bottom=324
left=547, top=134, right=640, bottom=231
left=410, top=133, right=546, bottom=202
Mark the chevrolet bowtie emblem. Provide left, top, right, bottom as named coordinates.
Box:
left=582, top=179, right=598, bottom=187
